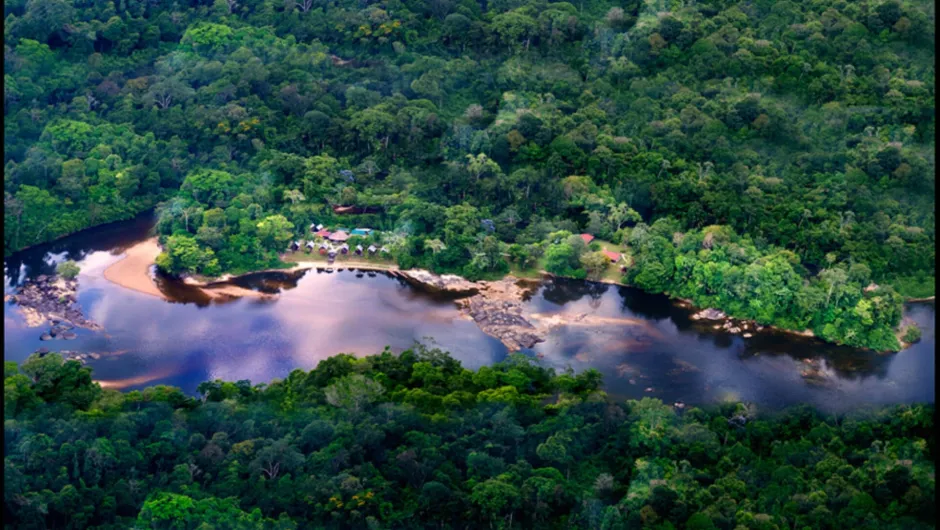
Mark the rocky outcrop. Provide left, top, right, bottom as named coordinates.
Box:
left=454, top=277, right=543, bottom=351
left=690, top=308, right=726, bottom=320
left=405, top=271, right=657, bottom=352
left=398, top=269, right=479, bottom=294
left=799, top=358, right=834, bottom=386
left=34, top=348, right=119, bottom=364
left=9, top=275, right=102, bottom=340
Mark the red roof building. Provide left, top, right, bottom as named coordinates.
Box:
left=579, top=233, right=595, bottom=244
left=329, top=230, right=350, bottom=242
left=315, top=229, right=332, bottom=238
left=603, top=250, right=621, bottom=262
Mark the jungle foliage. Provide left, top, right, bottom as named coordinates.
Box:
left=4, top=0, right=934, bottom=350
left=3, top=350, right=936, bottom=530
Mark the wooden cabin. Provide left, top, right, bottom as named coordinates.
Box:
left=367, top=245, right=377, bottom=255
left=340, top=243, right=349, bottom=254
left=318, top=242, right=329, bottom=255
left=602, top=250, right=621, bottom=263
left=354, top=244, right=363, bottom=256
left=579, top=233, right=595, bottom=244
left=304, top=241, right=315, bottom=253
left=289, top=240, right=300, bottom=252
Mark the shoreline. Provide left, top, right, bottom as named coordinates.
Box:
left=100, top=240, right=926, bottom=354
left=905, top=296, right=936, bottom=303
left=102, top=237, right=167, bottom=299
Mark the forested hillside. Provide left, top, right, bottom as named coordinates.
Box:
left=4, top=349, right=936, bottom=529
left=4, top=0, right=935, bottom=350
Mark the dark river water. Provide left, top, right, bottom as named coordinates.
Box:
left=4, top=214, right=935, bottom=411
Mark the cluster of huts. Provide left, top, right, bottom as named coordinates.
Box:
left=287, top=223, right=389, bottom=262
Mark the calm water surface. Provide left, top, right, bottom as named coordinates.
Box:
left=4, top=215, right=934, bottom=411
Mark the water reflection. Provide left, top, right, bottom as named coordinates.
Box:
left=528, top=278, right=934, bottom=409
left=3, top=217, right=935, bottom=412
left=4, top=213, right=157, bottom=292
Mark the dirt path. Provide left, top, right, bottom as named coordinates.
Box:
left=102, top=238, right=166, bottom=299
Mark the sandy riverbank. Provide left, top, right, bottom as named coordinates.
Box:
left=102, top=238, right=166, bottom=299
left=103, top=239, right=278, bottom=300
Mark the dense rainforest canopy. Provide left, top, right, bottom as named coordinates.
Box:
left=3, top=349, right=936, bottom=529
left=3, top=0, right=935, bottom=351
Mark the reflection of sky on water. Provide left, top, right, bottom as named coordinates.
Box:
left=527, top=278, right=934, bottom=411
left=3, top=217, right=935, bottom=411
left=33, top=264, right=507, bottom=393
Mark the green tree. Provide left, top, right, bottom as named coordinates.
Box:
left=56, top=260, right=80, bottom=280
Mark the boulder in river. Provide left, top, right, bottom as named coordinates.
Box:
left=453, top=277, right=546, bottom=351
left=399, top=269, right=479, bottom=294
left=40, top=333, right=53, bottom=341
left=11, top=274, right=103, bottom=332
left=691, top=308, right=726, bottom=320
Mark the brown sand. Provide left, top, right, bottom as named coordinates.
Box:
left=102, top=238, right=166, bottom=299
left=201, top=284, right=278, bottom=300
left=103, top=239, right=280, bottom=301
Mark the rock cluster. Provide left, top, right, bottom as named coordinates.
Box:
left=34, top=348, right=101, bottom=364
left=398, top=269, right=479, bottom=294
left=799, top=358, right=832, bottom=386
left=455, top=277, right=543, bottom=351
left=690, top=308, right=726, bottom=320
left=9, top=274, right=102, bottom=339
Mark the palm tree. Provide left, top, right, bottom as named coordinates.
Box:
left=657, top=159, right=671, bottom=178
left=283, top=189, right=305, bottom=205
left=424, top=239, right=447, bottom=254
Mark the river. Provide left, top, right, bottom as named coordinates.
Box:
left=4, top=214, right=935, bottom=411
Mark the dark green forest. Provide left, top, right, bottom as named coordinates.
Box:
left=4, top=0, right=934, bottom=350
left=3, top=349, right=936, bottom=529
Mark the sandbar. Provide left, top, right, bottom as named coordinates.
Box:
left=201, top=284, right=277, bottom=300
left=103, top=238, right=166, bottom=299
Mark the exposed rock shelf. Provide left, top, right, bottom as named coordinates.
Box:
left=402, top=272, right=658, bottom=352
left=454, top=277, right=542, bottom=351
left=397, top=269, right=479, bottom=294
left=8, top=274, right=102, bottom=339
